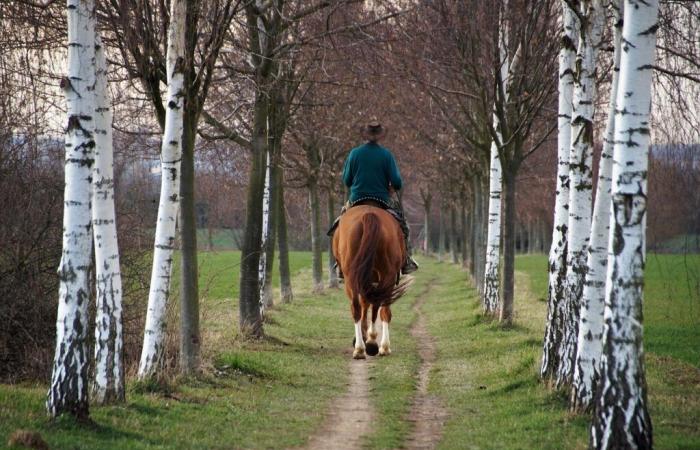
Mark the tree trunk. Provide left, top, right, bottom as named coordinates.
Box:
left=277, top=170, right=293, bottom=303
left=258, top=149, right=272, bottom=312
left=421, top=191, right=432, bottom=254
left=572, top=0, right=622, bottom=412
left=309, top=178, right=324, bottom=293
left=473, top=176, right=487, bottom=294
left=179, top=113, right=200, bottom=375
left=461, top=197, right=469, bottom=269
left=47, top=0, right=96, bottom=419
left=238, top=92, right=267, bottom=338
left=137, top=0, right=186, bottom=380
left=437, top=205, right=446, bottom=261
left=327, top=190, right=339, bottom=288
left=499, top=168, right=516, bottom=325
left=592, top=1, right=658, bottom=446
left=541, top=0, right=577, bottom=381
left=484, top=141, right=503, bottom=314
left=450, top=206, right=459, bottom=264
left=557, top=0, right=603, bottom=388
left=91, top=35, right=124, bottom=405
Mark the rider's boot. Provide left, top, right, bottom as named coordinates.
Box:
left=402, top=244, right=419, bottom=274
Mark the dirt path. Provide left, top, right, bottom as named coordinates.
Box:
left=303, top=358, right=375, bottom=450
left=404, top=287, right=449, bottom=450
left=304, top=281, right=447, bottom=450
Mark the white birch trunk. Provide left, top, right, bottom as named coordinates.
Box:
left=542, top=0, right=578, bottom=380
left=591, top=1, right=658, bottom=447
left=483, top=12, right=513, bottom=314
left=557, top=0, right=604, bottom=387
left=259, top=149, right=272, bottom=313
left=571, top=0, right=623, bottom=411
left=47, top=0, right=96, bottom=419
left=483, top=136, right=503, bottom=314
left=91, top=34, right=124, bottom=404
left=138, top=0, right=186, bottom=380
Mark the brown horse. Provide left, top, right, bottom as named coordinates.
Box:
left=332, top=203, right=413, bottom=359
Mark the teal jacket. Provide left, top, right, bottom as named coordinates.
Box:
left=342, top=142, right=403, bottom=204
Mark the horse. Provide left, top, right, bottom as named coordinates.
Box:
left=332, top=202, right=413, bottom=359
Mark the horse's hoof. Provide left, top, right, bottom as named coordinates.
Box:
left=353, top=349, right=366, bottom=359
left=378, top=347, right=391, bottom=356
left=366, top=342, right=379, bottom=356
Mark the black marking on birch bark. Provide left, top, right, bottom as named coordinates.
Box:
left=561, top=35, right=577, bottom=51
left=166, top=167, right=178, bottom=180
left=638, top=23, right=658, bottom=35
left=58, top=262, right=78, bottom=282
left=560, top=68, right=576, bottom=80
left=67, top=116, right=93, bottom=136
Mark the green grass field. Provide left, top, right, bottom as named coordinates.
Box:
left=517, top=254, right=700, bottom=367
left=1, top=252, right=698, bottom=449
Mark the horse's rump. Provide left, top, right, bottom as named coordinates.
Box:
left=337, top=206, right=411, bottom=307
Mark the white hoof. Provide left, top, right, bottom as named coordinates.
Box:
left=378, top=346, right=391, bottom=356
left=353, top=348, right=366, bottom=359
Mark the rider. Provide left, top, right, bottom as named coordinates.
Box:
left=329, top=117, right=419, bottom=277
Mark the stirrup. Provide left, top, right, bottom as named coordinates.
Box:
left=402, top=257, right=419, bottom=275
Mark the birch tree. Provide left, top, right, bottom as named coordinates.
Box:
left=557, top=0, right=604, bottom=387
left=483, top=18, right=510, bottom=315
left=47, top=0, right=96, bottom=419
left=542, top=0, right=578, bottom=382
left=571, top=0, right=623, bottom=411
left=483, top=139, right=503, bottom=313
left=106, top=0, right=237, bottom=372
left=591, top=0, right=659, bottom=446
left=138, top=0, right=186, bottom=380
left=258, top=149, right=272, bottom=312
left=91, top=34, right=124, bottom=404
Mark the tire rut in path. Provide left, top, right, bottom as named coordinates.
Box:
left=405, top=282, right=449, bottom=450
left=303, top=358, right=375, bottom=450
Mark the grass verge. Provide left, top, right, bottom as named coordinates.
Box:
left=421, top=255, right=700, bottom=449
left=1, top=252, right=349, bottom=449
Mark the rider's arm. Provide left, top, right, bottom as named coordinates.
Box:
left=342, top=152, right=354, bottom=187
left=387, top=152, right=403, bottom=191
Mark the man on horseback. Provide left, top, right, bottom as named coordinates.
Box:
left=329, top=117, right=419, bottom=277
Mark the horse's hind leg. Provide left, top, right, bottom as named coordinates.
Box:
left=368, top=304, right=379, bottom=342
left=351, top=296, right=366, bottom=359
left=365, top=303, right=379, bottom=356
left=379, top=306, right=392, bottom=356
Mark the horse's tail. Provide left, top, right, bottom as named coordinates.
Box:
left=347, top=212, right=413, bottom=307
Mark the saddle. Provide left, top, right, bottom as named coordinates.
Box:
left=327, top=196, right=402, bottom=237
